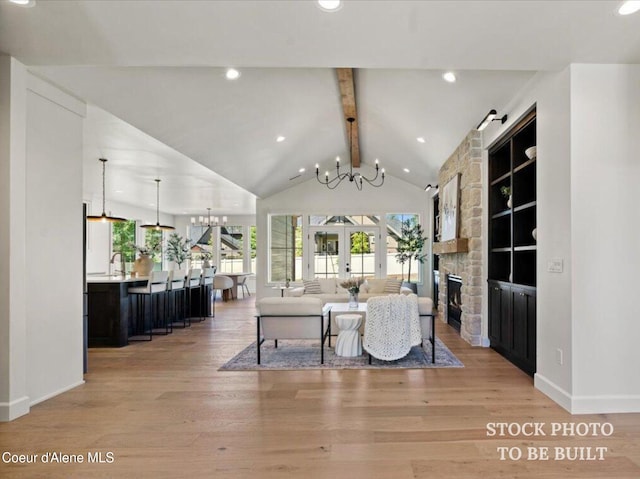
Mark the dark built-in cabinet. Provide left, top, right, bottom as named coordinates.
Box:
left=488, top=108, right=537, bottom=376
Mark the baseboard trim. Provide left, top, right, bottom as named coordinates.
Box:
left=30, top=379, right=85, bottom=407
left=535, top=374, right=640, bottom=414
left=534, top=373, right=572, bottom=412
left=570, top=394, right=640, bottom=414
left=0, top=395, right=30, bottom=422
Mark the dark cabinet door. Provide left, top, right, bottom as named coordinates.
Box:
left=488, top=282, right=503, bottom=344
left=488, top=281, right=512, bottom=350
left=511, top=285, right=536, bottom=373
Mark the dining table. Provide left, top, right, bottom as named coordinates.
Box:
left=220, top=272, right=252, bottom=299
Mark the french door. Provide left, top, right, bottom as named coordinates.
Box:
left=308, top=226, right=380, bottom=279
left=309, top=227, right=343, bottom=279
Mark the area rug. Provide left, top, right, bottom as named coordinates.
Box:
left=219, top=338, right=463, bottom=371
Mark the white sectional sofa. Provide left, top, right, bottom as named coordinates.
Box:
left=286, top=277, right=413, bottom=304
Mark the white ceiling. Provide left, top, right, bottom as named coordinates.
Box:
left=1, top=1, right=639, bottom=214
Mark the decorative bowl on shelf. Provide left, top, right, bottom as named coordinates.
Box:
left=525, top=146, right=537, bottom=160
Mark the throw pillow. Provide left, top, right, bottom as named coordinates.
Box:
left=384, top=279, right=402, bottom=294
left=366, top=278, right=387, bottom=294
left=317, top=278, right=337, bottom=294
left=302, top=279, right=322, bottom=294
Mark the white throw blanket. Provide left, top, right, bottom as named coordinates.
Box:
left=363, top=294, right=422, bottom=361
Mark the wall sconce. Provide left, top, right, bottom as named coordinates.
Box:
left=424, top=184, right=438, bottom=191
left=477, top=109, right=507, bottom=131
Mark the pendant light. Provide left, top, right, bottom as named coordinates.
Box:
left=316, top=117, right=385, bottom=190
left=86, top=158, right=127, bottom=223
left=141, top=179, right=175, bottom=231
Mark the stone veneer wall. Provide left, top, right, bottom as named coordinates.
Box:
left=437, top=130, right=483, bottom=346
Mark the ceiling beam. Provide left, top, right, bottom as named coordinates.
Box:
left=336, top=68, right=360, bottom=167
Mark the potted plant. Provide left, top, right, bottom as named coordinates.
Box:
left=500, top=185, right=512, bottom=208
left=395, top=219, right=428, bottom=293
left=339, top=278, right=364, bottom=309
left=166, top=233, right=192, bottom=269
left=130, top=237, right=161, bottom=277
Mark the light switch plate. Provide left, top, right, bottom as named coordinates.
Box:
left=548, top=259, right=563, bottom=273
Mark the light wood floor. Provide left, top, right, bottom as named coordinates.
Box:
left=1, top=297, right=639, bottom=478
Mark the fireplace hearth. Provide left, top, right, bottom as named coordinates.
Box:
left=447, top=274, right=462, bottom=332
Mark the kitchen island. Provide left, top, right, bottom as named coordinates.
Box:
left=87, top=275, right=148, bottom=347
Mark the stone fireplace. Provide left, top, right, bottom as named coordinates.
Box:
left=436, top=130, right=483, bottom=346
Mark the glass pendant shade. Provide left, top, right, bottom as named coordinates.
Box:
left=86, top=158, right=127, bottom=223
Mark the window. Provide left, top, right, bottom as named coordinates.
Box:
left=111, top=220, right=136, bottom=273
left=220, top=225, right=244, bottom=273
left=349, top=230, right=376, bottom=278
left=188, top=225, right=211, bottom=269
left=269, top=215, right=302, bottom=282
left=249, top=225, right=257, bottom=273
left=386, top=213, right=423, bottom=283
left=144, top=229, right=164, bottom=271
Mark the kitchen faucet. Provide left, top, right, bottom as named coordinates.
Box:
left=110, top=252, right=125, bottom=276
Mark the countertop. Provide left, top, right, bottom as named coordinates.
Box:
left=86, top=274, right=149, bottom=284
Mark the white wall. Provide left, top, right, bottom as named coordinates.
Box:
left=483, top=64, right=640, bottom=414
left=1, top=59, right=87, bottom=420
left=483, top=68, right=574, bottom=410
left=25, top=73, right=86, bottom=405
left=569, top=64, right=640, bottom=413
left=0, top=56, right=30, bottom=421
left=255, top=171, right=430, bottom=299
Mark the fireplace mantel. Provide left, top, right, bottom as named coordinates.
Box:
left=432, top=238, right=469, bottom=255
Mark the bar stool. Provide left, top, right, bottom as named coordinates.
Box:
left=128, top=270, right=170, bottom=341
left=200, top=267, right=216, bottom=319
left=185, top=268, right=202, bottom=323
left=168, top=269, right=188, bottom=328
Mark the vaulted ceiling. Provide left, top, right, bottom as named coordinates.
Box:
left=1, top=1, right=639, bottom=215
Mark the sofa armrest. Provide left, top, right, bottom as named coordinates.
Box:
left=418, top=297, right=433, bottom=315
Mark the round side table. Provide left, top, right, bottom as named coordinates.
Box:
left=335, top=313, right=363, bottom=357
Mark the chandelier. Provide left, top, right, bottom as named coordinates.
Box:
left=316, top=117, right=385, bottom=190
left=191, top=208, right=227, bottom=227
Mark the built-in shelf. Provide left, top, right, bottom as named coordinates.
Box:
left=492, top=209, right=511, bottom=219
left=490, top=172, right=511, bottom=186
left=433, top=238, right=469, bottom=255
left=514, top=157, right=536, bottom=174
left=488, top=107, right=537, bottom=377
left=514, top=200, right=537, bottom=213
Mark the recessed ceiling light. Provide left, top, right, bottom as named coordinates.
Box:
left=9, top=0, right=36, bottom=6
left=417, top=137, right=426, bottom=143
left=443, top=71, right=457, bottom=83
left=299, top=168, right=306, bottom=173
left=403, top=168, right=410, bottom=173
left=618, top=1, right=640, bottom=15
left=225, top=68, right=241, bottom=80
left=276, top=136, right=286, bottom=142
left=115, top=190, right=124, bottom=193
left=317, top=0, right=342, bottom=12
